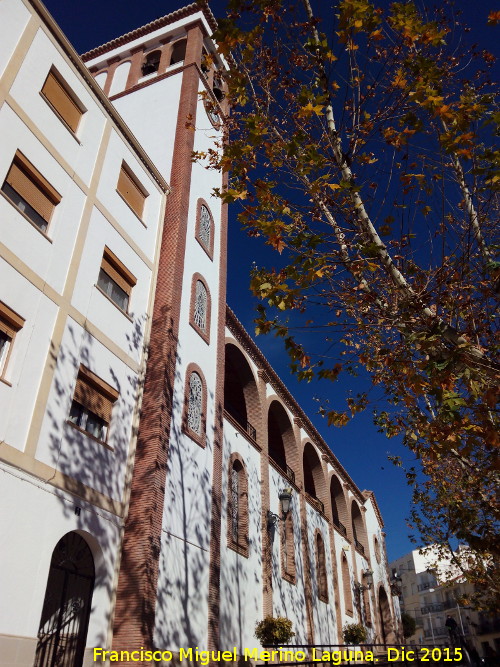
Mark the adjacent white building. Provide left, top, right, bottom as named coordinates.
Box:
left=0, top=0, right=398, bottom=665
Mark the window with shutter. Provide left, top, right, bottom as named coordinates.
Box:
left=116, top=163, right=148, bottom=219
left=227, top=455, right=249, bottom=556
left=187, top=372, right=203, bottom=435
left=0, top=302, right=24, bottom=377
left=97, top=247, right=136, bottom=312
left=41, top=69, right=85, bottom=133
left=2, top=152, right=61, bottom=233
left=68, top=366, right=119, bottom=442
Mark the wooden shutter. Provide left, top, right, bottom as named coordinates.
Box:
left=117, top=164, right=147, bottom=218
left=5, top=152, right=60, bottom=222
left=101, top=247, right=136, bottom=294
left=0, top=302, right=25, bottom=338
left=41, top=70, right=83, bottom=133
left=73, top=366, right=119, bottom=423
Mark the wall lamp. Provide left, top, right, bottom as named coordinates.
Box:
left=357, top=569, right=374, bottom=591
left=267, top=488, right=293, bottom=529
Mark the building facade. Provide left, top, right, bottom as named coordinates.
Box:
left=390, top=548, right=500, bottom=657
left=0, top=0, right=397, bottom=665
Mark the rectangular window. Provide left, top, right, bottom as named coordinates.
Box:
left=41, top=68, right=85, bottom=133
left=97, top=247, right=136, bottom=313
left=0, top=302, right=25, bottom=377
left=116, top=162, right=147, bottom=219
left=1, top=151, right=61, bottom=233
left=69, top=365, right=119, bottom=442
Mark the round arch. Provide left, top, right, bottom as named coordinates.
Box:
left=267, top=399, right=296, bottom=477
left=329, top=473, right=349, bottom=537
left=34, top=532, right=95, bottom=667
left=302, top=441, right=327, bottom=507
left=224, top=342, right=261, bottom=441
left=351, top=499, right=368, bottom=555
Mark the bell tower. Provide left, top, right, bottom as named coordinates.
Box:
left=83, top=4, right=228, bottom=656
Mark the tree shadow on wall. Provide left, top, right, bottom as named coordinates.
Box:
left=36, top=309, right=150, bottom=650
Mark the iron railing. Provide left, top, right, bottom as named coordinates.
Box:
left=355, top=538, right=365, bottom=555
left=333, top=518, right=347, bottom=537
left=224, top=402, right=257, bottom=441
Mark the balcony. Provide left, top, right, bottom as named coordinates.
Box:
left=418, top=581, right=436, bottom=592
left=306, top=493, right=324, bottom=514
left=424, top=627, right=448, bottom=638
left=224, top=402, right=257, bottom=441
left=333, top=518, right=347, bottom=537
left=421, top=603, right=443, bottom=614
left=355, top=538, right=365, bottom=555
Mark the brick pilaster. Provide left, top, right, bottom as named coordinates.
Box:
left=112, top=23, right=205, bottom=665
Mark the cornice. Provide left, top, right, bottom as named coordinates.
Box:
left=81, top=3, right=218, bottom=62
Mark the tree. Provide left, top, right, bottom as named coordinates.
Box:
left=401, top=612, right=416, bottom=639
left=197, top=0, right=500, bottom=607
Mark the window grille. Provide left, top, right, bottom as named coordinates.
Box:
left=199, top=205, right=211, bottom=248
left=187, top=372, right=203, bottom=434
left=193, top=281, right=207, bottom=331
left=231, top=466, right=239, bottom=542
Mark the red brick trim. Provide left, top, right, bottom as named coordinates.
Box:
left=103, top=56, right=120, bottom=96
left=207, top=170, right=229, bottom=653
left=189, top=273, right=211, bottom=345
left=195, top=198, right=215, bottom=259
left=181, top=362, right=207, bottom=448
left=125, top=47, right=145, bottom=90
left=227, top=452, right=249, bottom=558
left=112, top=22, right=204, bottom=658
left=280, top=508, right=296, bottom=583
left=351, top=498, right=369, bottom=557
left=341, top=551, right=354, bottom=617
left=315, top=528, right=329, bottom=604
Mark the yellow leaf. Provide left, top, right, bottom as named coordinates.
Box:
left=328, top=183, right=341, bottom=190
left=277, top=300, right=286, bottom=310
left=354, top=19, right=363, bottom=28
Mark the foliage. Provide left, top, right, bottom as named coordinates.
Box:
left=254, top=616, right=295, bottom=646
left=401, top=612, right=417, bottom=639
left=342, top=622, right=368, bottom=645
left=199, top=0, right=500, bottom=609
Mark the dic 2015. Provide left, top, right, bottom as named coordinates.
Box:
left=387, top=648, right=463, bottom=662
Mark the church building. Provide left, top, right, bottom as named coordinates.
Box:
left=0, top=0, right=398, bottom=664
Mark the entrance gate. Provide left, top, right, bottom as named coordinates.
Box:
left=34, top=532, right=95, bottom=667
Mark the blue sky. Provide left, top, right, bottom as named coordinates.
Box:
left=39, top=0, right=497, bottom=562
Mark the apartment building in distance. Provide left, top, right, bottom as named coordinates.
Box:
left=0, top=0, right=398, bottom=665
left=390, top=548, right=500, bottom=657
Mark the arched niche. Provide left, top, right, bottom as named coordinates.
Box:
left=303, top=442, right=326, bottom=508
left=330, top=474, right=349, bottom=537
left=351, top=500, right=368, bottom=555
left=267, top=399, right=295, bottom=479
left=224, top=343, right=260, bottom=441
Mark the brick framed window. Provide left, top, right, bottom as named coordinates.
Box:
left=41, top=68, right=85, bottom=134
left=280, top=508, right=296, bottom=583
left=190, top=273, right=211, bottom=343
left=363, top=585, right=372, bottom=627
left=195, top=199, right=214, bottom=259
left=182, top=363, right=207, bottom=448
left=68, top=365, right=119, bottom=443
left=315, top=530, right=328, bottom=603
left=0, top=302, right=24, bottom=379
left=227, top=453, right=249, bottom=557
left=1, top=151, right=61, bottom=234
left=116, top=162, right=148, bottom=219
left=342, top=552, right=353, bottom=616
left=97, top=247, right=136, bottom=313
